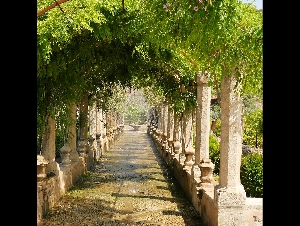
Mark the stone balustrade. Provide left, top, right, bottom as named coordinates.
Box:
left=38, top=75, right=262, bottom=226
left=37, top=103, right=124, bottom=224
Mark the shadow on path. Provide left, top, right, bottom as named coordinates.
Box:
left=40, top=125, right=204, bottom=225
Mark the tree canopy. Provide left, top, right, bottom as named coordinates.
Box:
left=37, top=0, right=262, bottom=136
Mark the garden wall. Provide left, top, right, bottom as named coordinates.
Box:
left=37, top=157, right=86, bottom=225
left=152, top=133, right=263, bottom=226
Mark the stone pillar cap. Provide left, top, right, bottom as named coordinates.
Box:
left=60, top=143, right=71, bottom=154
left=199, top=158, right=214, bottom=167
left=201, top=158, right=211, bottom=163
left=196, top=71, right=209, bottom=84
left=37, top=155, right=49, bottom=165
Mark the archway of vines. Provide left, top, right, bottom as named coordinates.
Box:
left=37, top=0, right=262, bottom=140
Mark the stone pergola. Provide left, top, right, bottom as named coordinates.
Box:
left=148, top=71, right=262, bottom=226
left=37, top=72, right=262, bottom=226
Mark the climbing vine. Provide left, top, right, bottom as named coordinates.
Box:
left=37, top=0, right=262, bottom=145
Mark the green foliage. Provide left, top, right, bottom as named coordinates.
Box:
left=209, top=134, right=220, bottom=175
left=37, top=0, right=262, bottom=156
left=210, top=95, right=262, bottom=145
left=125, top=104, right=147, bottom=125
left=93, top=83, right=127, bottom=114
left=240, top=152, right=263, bottom=198
left=124, top=90, right=149, bottom=124
left=242, top=95, right=262, bottom=115
left=55, top=132, right=66, bottom=158
left=142, top=86, right=165, bottom=109
left=210, top=101, right=221, bottom=120
left=209, top=133, right=263, bottom=198
left=141, top=0, right=262, bottom=96
left=243, top=108, right=263, bottom=148
left=212, top=119, right=221, bottom=137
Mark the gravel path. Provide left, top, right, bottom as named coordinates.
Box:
left=40, top=125, right=204, bottom=225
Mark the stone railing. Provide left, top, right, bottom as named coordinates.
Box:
left=37, top=129, right=123, bottom=225
left=148, top=126, right=262, bottom=226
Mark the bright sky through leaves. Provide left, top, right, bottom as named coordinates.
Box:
left=242, top=0, right=262, bottom=10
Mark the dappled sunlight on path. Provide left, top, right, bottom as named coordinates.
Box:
left=40, top=125, right=204, bottom=225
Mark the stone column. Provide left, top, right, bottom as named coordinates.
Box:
left=60, top=143, right=71, bottom=166
left=69, top=103, right=79, bottom=162
left=37, top=155, right=49, bottom=180
left=167, top=103, right=174, bottom=154
left=77, top=94, right=89, bottom=170
left=106, top=110, right=113, bottom=147
left=199, top=158, right=214, bottom=184
left=172, top=112, right=182, bottom=159
left=192, top=71, right=212, bottom=182
left=77, top=138, right=87, bottom=157
left=112, top=110, right=118, bottom=141
left=79, top=94, right=88, bottom=141
left=95, top=106, right=102, bottom=160
left=89, top=102, right=97, bottom=160
left=162, top=100, right=168, bottom=152
left=102, top=111, right=108, bottom=152
left=214, top=73, right=246, bottom=225
left=96, top=133, right=101, bottom=159
left=117, top=112, right=124, bottom=136
left=158, top=103, right=163, bottom=132
left=148, top=107, right=158, bottom=129
left=156, top=103, right=164, bottom=151
left=41, top=115, right=58, bottom=175
left=151, top=107, right=159, bottom=146
left=182, top=109, right=195, bottom=171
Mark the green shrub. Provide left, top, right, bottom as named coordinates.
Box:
left=210, top=101, right=221, bottom=121
left=212, top=119, right=221, bottom=137
left=209, top=133, right=263, bottom=198
left=240, top=152, right=263, bottom=198
left=55, top=132, right=65, bottom=158
left=243, top=109, right=263, bottom=148
left=124, top=103, right=147, bottom=124
left=124, top=91, right=149, bottom=125
left=209, top=134, right=220, bottom=175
